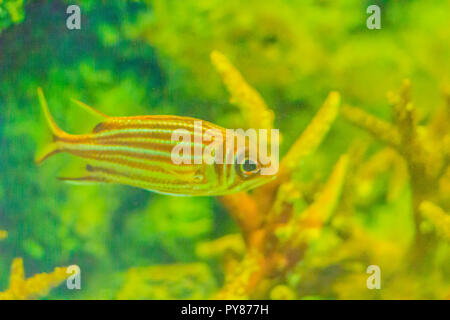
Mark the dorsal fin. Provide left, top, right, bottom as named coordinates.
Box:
left=70, top=98, right=110, bottom=120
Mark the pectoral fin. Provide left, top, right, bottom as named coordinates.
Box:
left=163, top=168, right=203, bottom=183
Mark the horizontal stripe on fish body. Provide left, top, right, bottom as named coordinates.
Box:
left=85, top=162, right=205, bottom=185
left=67, top=150, right=204, bottom=173
left=63, top=143, right=205, bottom=160
left=91, top=136, right=208, bottom=153
left=92, top=116, right=227, bottom=135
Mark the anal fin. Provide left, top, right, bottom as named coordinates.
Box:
left=57, top=176, right=108, bottom=185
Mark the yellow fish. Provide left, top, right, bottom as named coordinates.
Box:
left=35, top=88, right=276, bottom=196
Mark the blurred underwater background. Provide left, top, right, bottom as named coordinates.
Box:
left=0, top=0, right=450, bottom=299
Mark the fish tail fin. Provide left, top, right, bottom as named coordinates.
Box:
left=37, top=87, right=68, bottom=138
left=35, top=87, right=70, bottom=165
left=35, top=141, right=61, bottom=165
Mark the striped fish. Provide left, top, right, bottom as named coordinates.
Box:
left=35, top=88, right=275, bottom=196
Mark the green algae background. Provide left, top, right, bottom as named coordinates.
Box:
left=0, top=0, right=450, bottom=299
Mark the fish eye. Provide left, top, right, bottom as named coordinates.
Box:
left=236, top=158, right=260, bottom=178
left=242, top=159, right=257, bottom=172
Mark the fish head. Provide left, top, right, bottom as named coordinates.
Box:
left=190, top=127, right=278, bottom=195
left=212, top=130, right=278, bottom=194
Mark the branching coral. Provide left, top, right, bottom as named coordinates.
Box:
left=226, top=89, right=342, bottom=244
left=210, top=50, right=274, bottom=131
left=207, top=54, right=450, bottom=299
left=210, top=51, right=347, bottom=299
left=215, top=155, right=348, bottom=299
left=0, top=258, right=69, bottom=300
left=420, top=201, right=450, bottom=241
left=196, top=234, right=245, bottom=260
left=341, top=80, right=450, bottom=264
left=0, top=230, right=7, bottom=241
left=351, top=147, right=408, bottom=204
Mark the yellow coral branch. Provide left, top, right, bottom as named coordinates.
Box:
left=284, top=154, right=349, bottom=245
left=0, top=258, right=69, bottom=300
left=8, top=257, right=25, bottom=288
left=355, top=148, right=408, bottom=202
left=340, top=105, right=401, bottom=148
left=299, top=155, right=349, bottom=228
left=255, top=91, right=341, bottom=214
left=213, top=251, right=265, bottom=300
left=420, top=201, right=450, bottom=241
left=281, top=91, right=341, bottom=176
left=219, top=192, right=262, bottom=239
left=388, top=80, right=416, bottom=135
left=210, top=50, right=274, bottom=130
left=0, top=230, right=7, bottom=241
left=196, top=234, right=245, bottom=259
